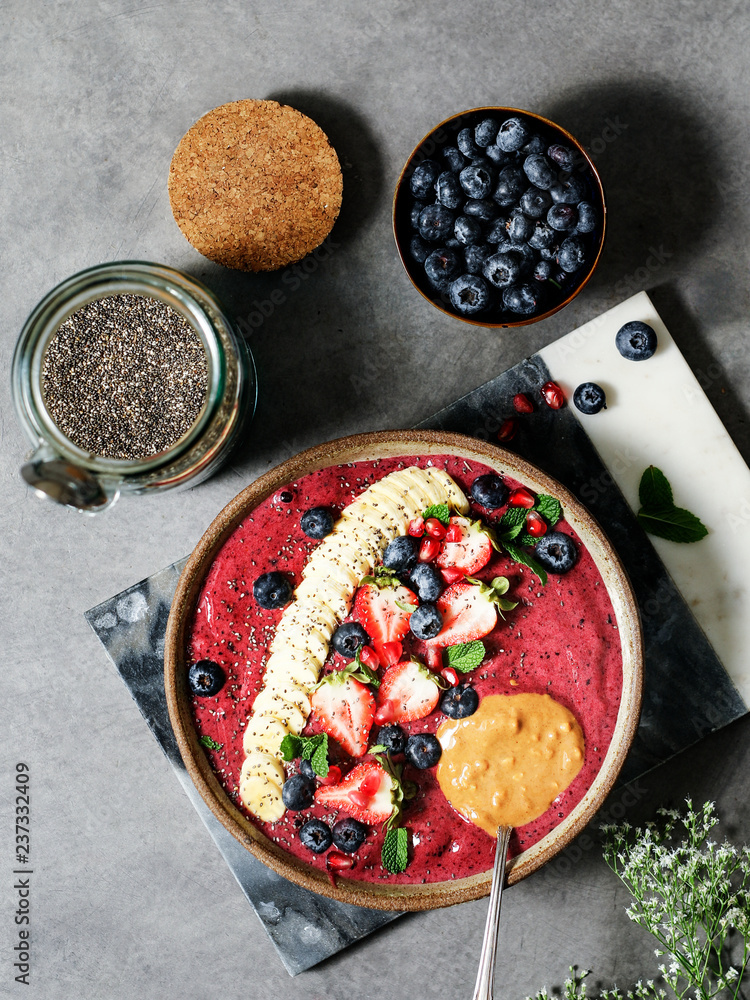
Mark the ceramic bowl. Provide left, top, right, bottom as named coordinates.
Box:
left=393, top=107, right=606, bottom=327
left=164, top=430, right=641, bottom=911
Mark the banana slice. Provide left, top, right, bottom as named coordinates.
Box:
left=302, top=538, right=371, bottom=582
left=430, top=467, right=471, bottom=514
left=238, top=773, right=285, bottom=822
left=294, top=575, right=351, bottom=619
left=251, top=689, right=307, bottom=733
left=276, top=598, right=339, bottom=640
left=368, top=479, right=424, bottom=519
left=263, top=649, right=321, bottom=689
left=270, top=624, right=328, bottom=664
left=340, top=503, right=394, bottom=541
left=299, top=557, right=360, bottom=592
left=253, top=681, right=311, bottom=719
left=386, top=470, right=435, bottom=511
left=242, top=715, right=291, bottom=757
left=240, top=751, right=286, bottom=787
left=356, top=495, right=411, bottom=533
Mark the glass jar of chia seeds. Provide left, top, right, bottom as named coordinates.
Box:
left=12, top=261, right=256, bottom=512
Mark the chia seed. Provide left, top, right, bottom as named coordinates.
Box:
left=42, top=293, right=208, bottom=460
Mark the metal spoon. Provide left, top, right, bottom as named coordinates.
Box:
left=472, top=825, right=513, bottom=1000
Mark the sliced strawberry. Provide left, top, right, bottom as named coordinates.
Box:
left=310, top=674, right=376, bottom=757
left=354, top=582, right=418, bottom=660
left=377, top=659, right=441, bottom=723
left=440, top=567, right=464, bottom=585
left=314, top=761, right=395, bottom=825
left=424, top=581, right=499, bottom=647
left=436, top=516, right=492, bottom=576
left=381, top=640, right=403, bottom=666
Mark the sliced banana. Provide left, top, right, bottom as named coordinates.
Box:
left=386, top=470, right=435, bottom=511
left=270, top=623, right=328, bottom=664
left=263, top=650, right=321, bottom=690
left=242, top=715, right=291, bottom=757
left=368, top=479, right=424, bottom=519
left=429, top=467, right=471, bottom=514
left=294, top=575, right=350, bottom=619
left=299, top=557, right=360, bottom=592
left=241, top=751, right=286, bottom=787
left=251, top=689, right=307, bottom=733
left=238, top=773, right=285, bottom=822
left=275, top=598, right=339, bottom=640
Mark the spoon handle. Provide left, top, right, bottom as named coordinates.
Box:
left=471, top=825, right=512, bottom=1000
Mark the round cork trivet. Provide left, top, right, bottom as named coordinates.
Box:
left=168, top=100, right=343, bottom=272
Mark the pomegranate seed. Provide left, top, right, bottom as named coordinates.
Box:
left=441, top=667, right=459, bottom=687
left=359, top=645, right=380, bottom=669
left=327, top=851, right=355, bottom=871
left=497, top=417, right=518, bottom=442
left=541, top=380, right=565, bottom=409
left=445, top=524, right=463, bottom=543
left=408, top=516, right=425, bottom=537
left=424, top=517, right=447, bottom=539
left=419, top=537, right=440, bottom=562
left=441, top=567, right=464, bottom=584
left=508, top=487, right=536, bottom=509
left=426, top=647, right=443, bottom=671
left=360, top=770, right=382, bottom=796
left=526, top=510, right=548, bottom=537
left=348, top=789, right=371, bottom=807
left=320, top=765, right=342, bottom=786
left=381, top=640, right=403, bottom=666
left=513, top=392, right=534, bottom=414
left=374, top=699, right=396, bottom=725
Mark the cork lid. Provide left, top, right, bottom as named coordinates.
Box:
left=168, top=100, right=343, bottom=272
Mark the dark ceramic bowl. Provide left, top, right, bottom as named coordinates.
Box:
left=164, top=430, right=642, bottom=912
left=393, top=107, right=606, bottom=328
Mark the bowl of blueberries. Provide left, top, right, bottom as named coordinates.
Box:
left=393, top=107, right=606, bottom=327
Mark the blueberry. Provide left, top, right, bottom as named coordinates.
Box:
left=550, top=174, right=586, bottom=205
left=410, top=602, right=443, bottom=640
left=496, top=117, right=530, bottom=152
left=483, top=252, right=522, bottom=289
left=405, top=733, right=442, bottom=769
left=442, top=145, right=466, bottom=172
left=470, top=472, right=508, bottom=509
left=299, top=818, right=333, bottom=854
left=331, top=621, right=371, bottom=658
left=410, top=200, right=426, bottom=229
left=418, top=203, right=455, bottom=242
left=539, top=242, right=562, bottom=261
left=474, top=118, right=500, bottom=147
left=506, top=210, right=534, bottom=244
left=486, top=216, right=510, bottom=243
left=547, top=204, right=579, bottom=232
left=485, top=143, right=509, bottom=165
left=332, top=817, right=368, bottom=853
left=409, top=236, right=430, bottom=263
left=463, top=198, right=497, bottom=222
left=520, top=186, right=552, bottom=219
left=493, top=166, right=526, bottom=206
left=424, top=247, right=462, bottom=290
left=522, top=133, right=547, bottom=155
left=534, top=531, right=577, bottom=573
left=377, top=724, right=407, bottom=754
left=548, top=144, right=577, bottom=171
left=457, top=127, right=481, bottom=158
left=253, top=571, right=293, bottom=609
left=409, top=159, right=441, bottom=199
left=282, top=773, right=315, bottom=811
left=188, top=659, right=225, bottom=697
left=576, top=201, right=597, bottom=234
left=498, top=239, right=535, bottom=266
left=533, top=259, right=553, bottom=282
left=464, top=243, right=494, bottom=274
left=440, top=684, right=479, bottom=719
left=557, top=235, right=587, bottom=273
left=528, top=220, right=556, bottom=249
left=615, top=321, right=658, bottom=360
left=459, top=164, right=493, bottom=200
left=573, top=382, right=607, bottom=414
left=523, top=153, right=556, bottom=190
left=449, top=274, right=491, bottom=316
left=300, top=758, right=316, bottom=781
left=454, top=215, right=482, bottom=246
left=300, top=506, right=334, bottom=539
left=503, top=283, right=542, bottom=315
left=409, top=562, right=444, bottom=602
left=436, top=171, right=464, bottom=210
left=383, top=534, right=419, bottom=573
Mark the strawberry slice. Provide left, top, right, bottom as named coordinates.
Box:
left=354, top=581, right=418, bottom=660
left=424, top=580, right=506, bottom=647
left=314, top=761, right=395, bottom=825
left=376, top=659, right=442, bottom=723
left=310, top=674, right=376, bottom=757
left=436, top=516, right=493, bottom=576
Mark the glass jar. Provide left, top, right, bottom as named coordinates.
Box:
left=12, top=261, right=256, bottom=512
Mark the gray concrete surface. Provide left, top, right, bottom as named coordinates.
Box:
left=2, top=2, right=749, bottom=997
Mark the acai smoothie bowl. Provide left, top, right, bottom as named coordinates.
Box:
left=164, top=430, right=643, bottom=911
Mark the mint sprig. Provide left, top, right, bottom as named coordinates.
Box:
left=502, top=541, right=548, bottom=586
left=279, top=733, right=330, bottom=776
left=535, top=494, right=562, bottom=526
left=422, top=503, right=450, bottom=525
left=382, top=827, right=409, bottom=874
left=199, top=735, right=222, bottom=751
left=445, top=639, right=486, bottom=673
left=636, top=466, right=708, bottom=543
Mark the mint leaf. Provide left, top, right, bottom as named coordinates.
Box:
left=279, top=733, right=330, bottom=775
left=498, top=522, right=524, bottom=542
left=503, top=541, right=548, bottom=586
left=639, top=466, right=673, bottom=509
left=499, top=506, right=527, bottom=529
left=535, top=494, right=562, bottom=526
left=518, top=531, right=538, bottom=547
left=382, top=827, right=409, bottom=873
left=422, top=503, right=450, bottom=525
left=309, top=740, right=330, bottom=778
left=637, top=506, right=709, bottom=543
left=446, top=640, right=485, bottom=673
left=279, top=733, right=302, bottom=761
left=199, top=735, right=222, bottom=751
